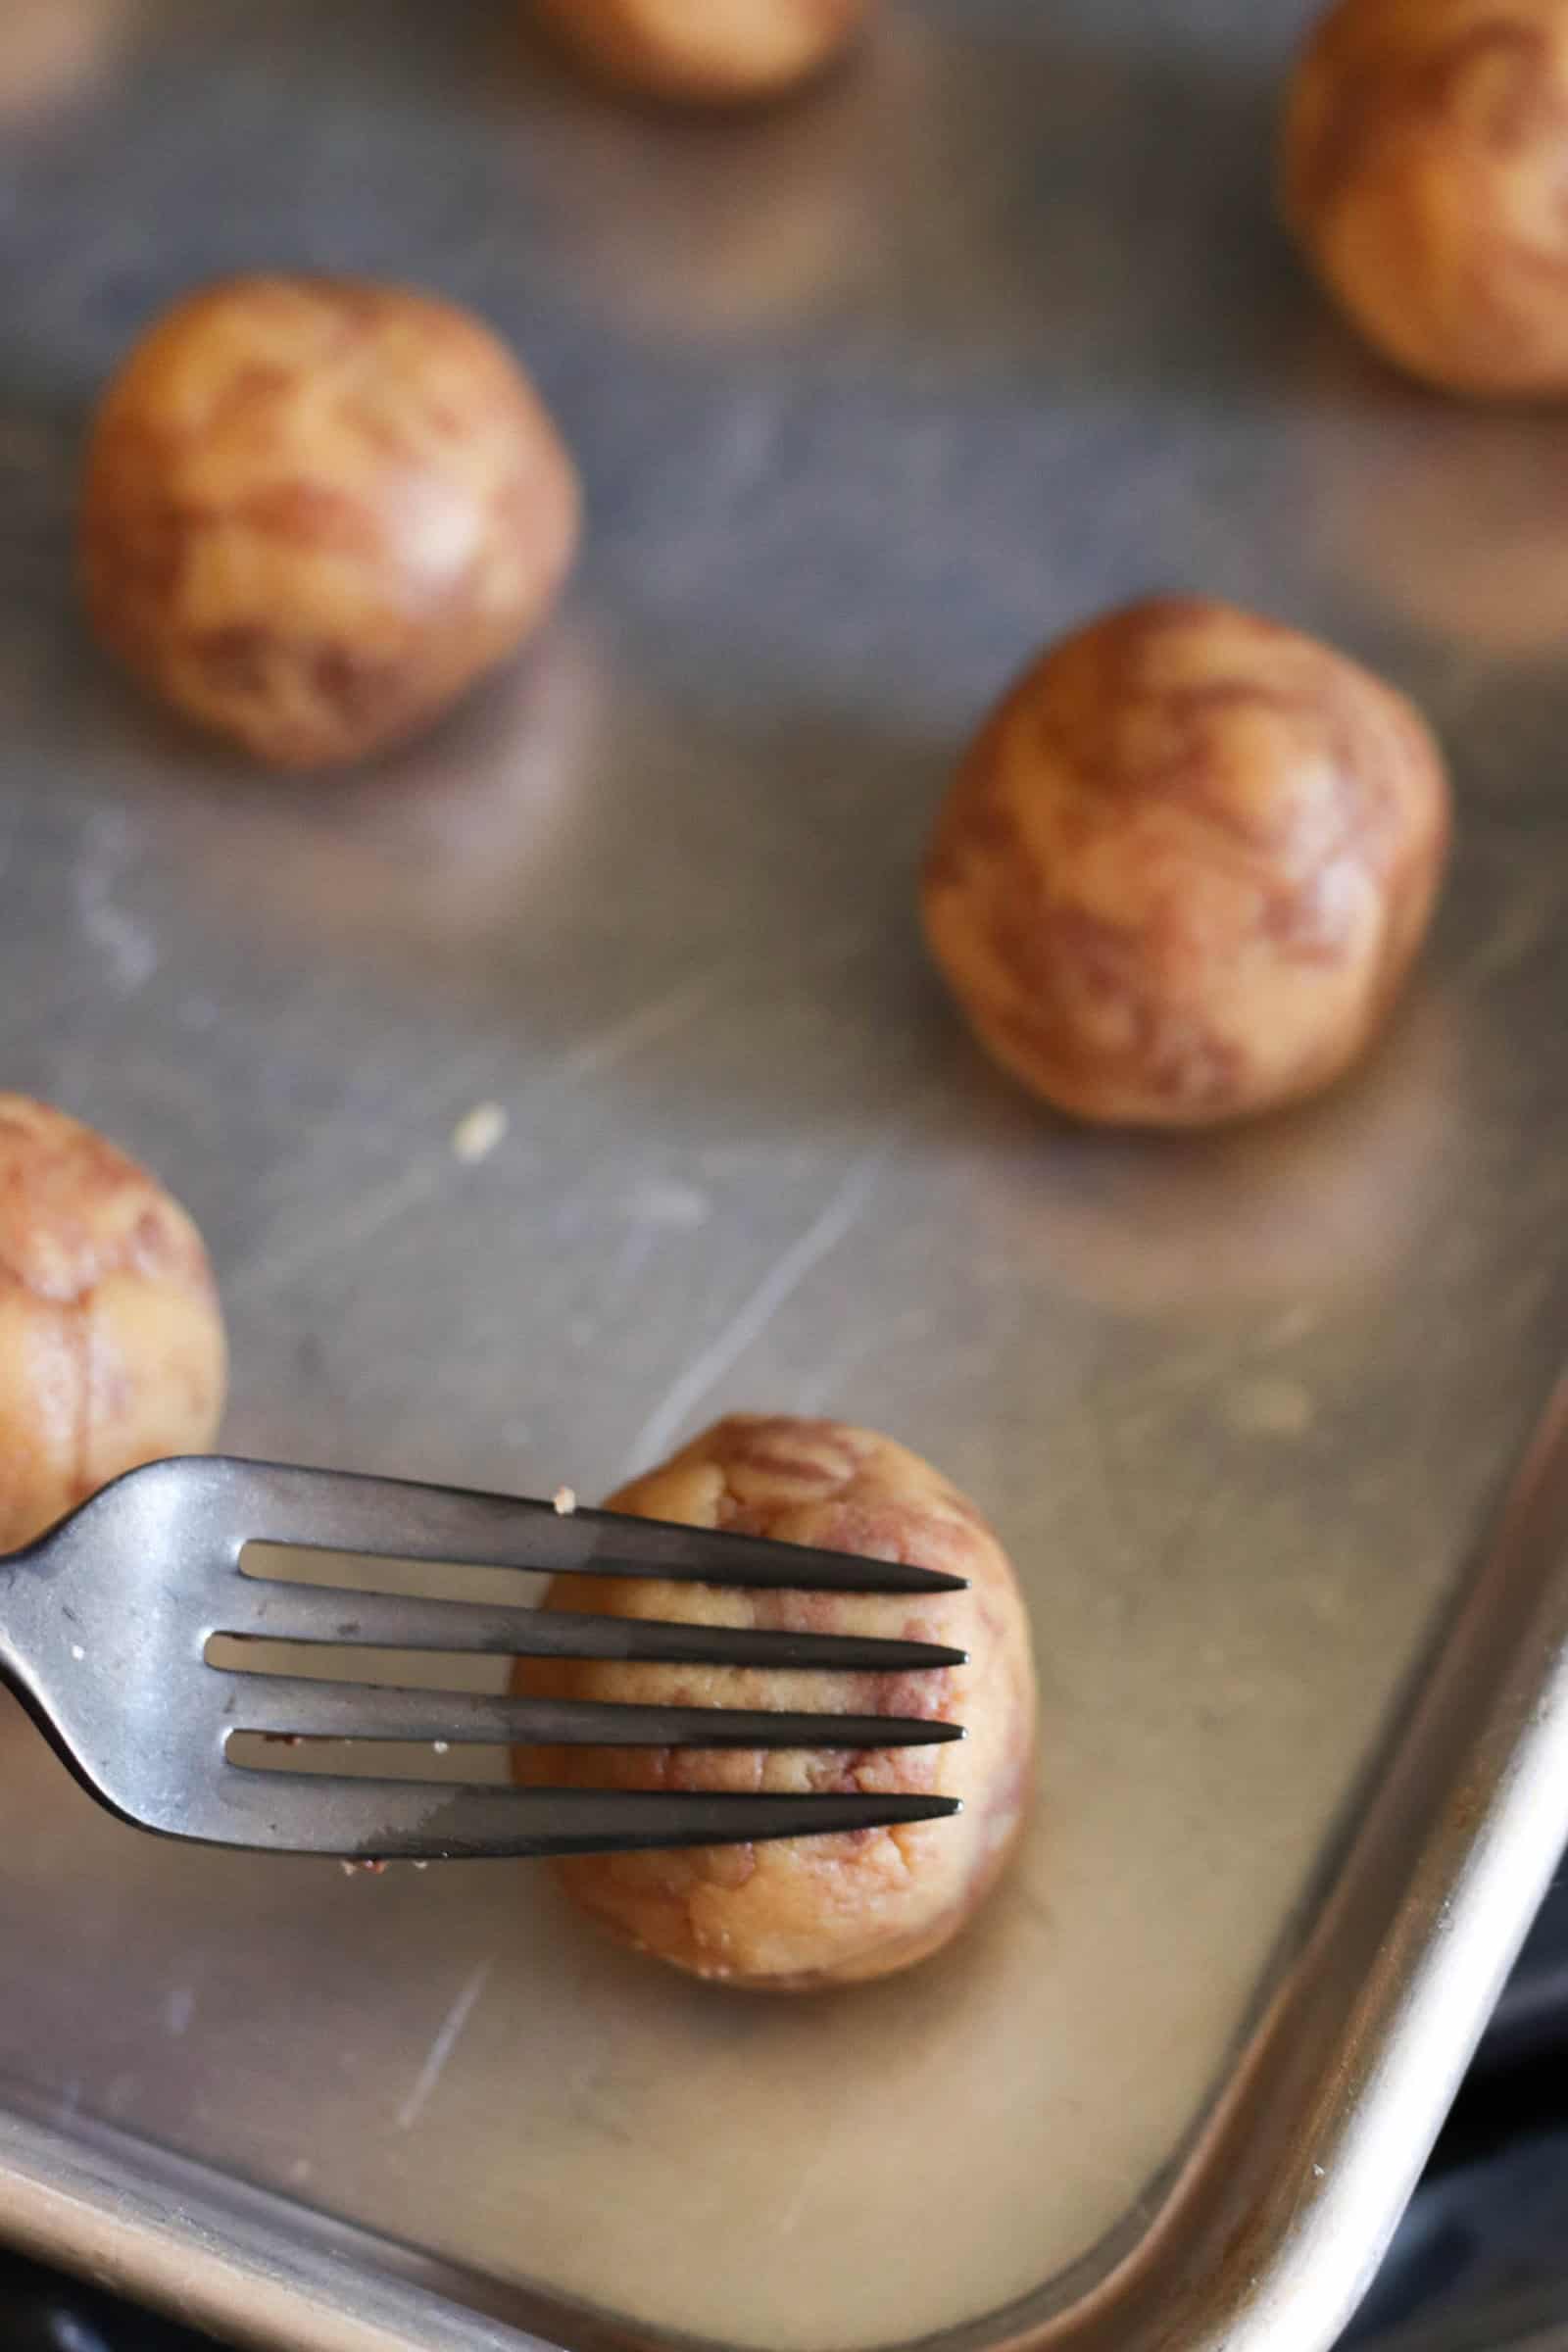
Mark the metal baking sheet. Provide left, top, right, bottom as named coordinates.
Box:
left=0, top=2, right=1565, bottom=2349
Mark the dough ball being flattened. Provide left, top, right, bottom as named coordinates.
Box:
left=80, top=274, right=580, bottom=769
left=521, top=1416, right=1035, bottom=1989
left=1282, top=0, right=1568, bottom=397
left=533, top=0, right=869, bottom=107
left=923, top=597, right=1450, bottom=1129
left=0, top=1097, right=226, bottom=1552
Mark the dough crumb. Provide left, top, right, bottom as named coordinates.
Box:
left=553, top=1484, right=577, bottom=1515
left=452, top=1102, right=508, bottom=1163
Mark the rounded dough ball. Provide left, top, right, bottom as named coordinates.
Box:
left=533, top=0, right=869, bottom=106
left=521, top=1415, right=1035, bottom=1989
left=79, top=274, right=580, bottom=769
left=1282, top=0, right=1568, bottom=397
left=922, top=597, right=1450, bottom=1129
left=0, top=1096, right=226, bottom=1551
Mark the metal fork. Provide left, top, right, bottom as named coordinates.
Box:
left=0, top=1456, right=967, bottom=1861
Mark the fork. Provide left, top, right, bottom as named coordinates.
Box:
left=0, top=1455, right=967, bottom=1862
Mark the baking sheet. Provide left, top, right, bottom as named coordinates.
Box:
left=0, top=2, right=1565, bottom=2349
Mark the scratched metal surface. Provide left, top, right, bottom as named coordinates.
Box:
left=0, top=2, right=1565, bottom=2349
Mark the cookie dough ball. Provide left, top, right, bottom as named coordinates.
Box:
left=0, top=1097, right=226, bottom=1551
left=1282, top=0, right=1568, bottom=397
left=521, top=1415, right=1034, bottom=1989
left=923, top=598, right=1450, bottom=1128
left=79, top=274, right=580, bottom=769
left=0, top=0, right=130, bottom=123
left=533, top=0, right=869, bottom=107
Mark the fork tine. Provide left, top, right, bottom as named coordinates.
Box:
left=232, top=1460, right=967, bottom=1593
left=211, top=1768, right=962, bottom=1858
left=221, top=1582, right=968, bottom=1671
left=216, top=1674, right=965, bottom=1749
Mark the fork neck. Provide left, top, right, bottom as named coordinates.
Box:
left=0, top=1520, right=72, bottom=1690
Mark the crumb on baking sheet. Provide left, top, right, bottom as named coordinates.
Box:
left=340, top=1858, right=389, bottom=1877
left=553, top=1484, right=577, bottom=1515
left=451, top=1102, right=508, bottom=1163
